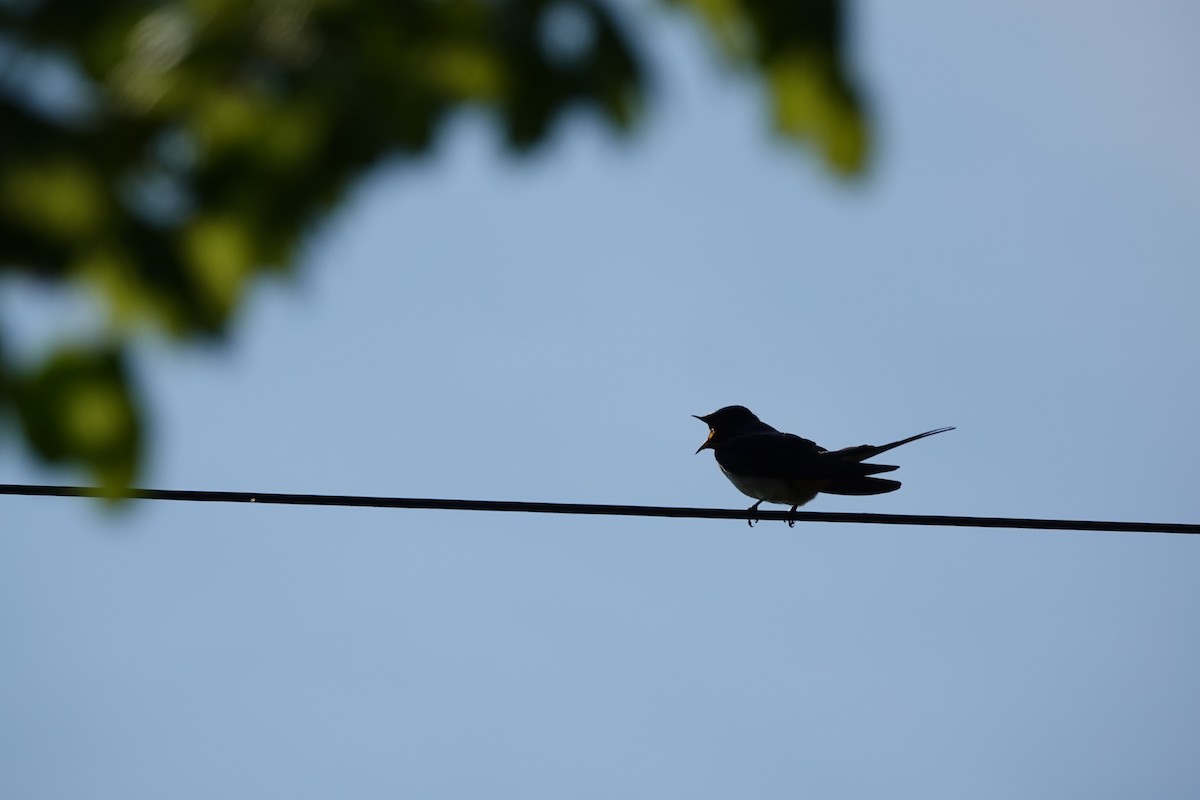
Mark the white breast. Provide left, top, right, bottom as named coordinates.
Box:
left=719, top=467, right=826, bottom=508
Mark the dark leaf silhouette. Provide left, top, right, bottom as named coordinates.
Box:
left=0, top=0, right=868, bottom=487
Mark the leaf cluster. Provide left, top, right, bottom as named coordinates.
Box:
left=0, top=0, right=866, bottom=487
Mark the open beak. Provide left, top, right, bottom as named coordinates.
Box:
left=694, top=421, right=715, bottom=454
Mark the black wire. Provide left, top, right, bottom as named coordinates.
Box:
left=1, top=483, right=1196, bottom=534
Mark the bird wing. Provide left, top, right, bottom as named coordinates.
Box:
left=714, top=433, right=897, bottom=480
left=824, top=426, right=956, bottom=463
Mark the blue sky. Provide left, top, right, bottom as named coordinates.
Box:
left=3, top=2, right=1200, bottom=798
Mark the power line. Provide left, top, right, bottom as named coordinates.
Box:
left=1, top=483, right=1197, bottom=534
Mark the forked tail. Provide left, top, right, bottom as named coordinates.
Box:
left=821, top=476, right=902, bottom=496
left=828, top=426, right=955, bottom=463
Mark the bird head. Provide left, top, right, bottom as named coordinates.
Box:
left=693, top=405, right=772, bottom=453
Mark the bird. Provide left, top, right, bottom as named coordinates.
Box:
left=694, top=405, right=954, bottom=526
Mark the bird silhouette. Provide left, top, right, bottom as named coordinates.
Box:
left=695, top=405, right=954, bottom=526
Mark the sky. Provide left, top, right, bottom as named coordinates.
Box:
left=3, top=1, right=1200, bottom=798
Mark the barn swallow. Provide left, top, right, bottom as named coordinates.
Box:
left=695, top=405, right=954, bottom=526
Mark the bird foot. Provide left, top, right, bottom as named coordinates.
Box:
left=787, top=505, right=798, bottom=528
left=746, top=501, right=762, bottom=527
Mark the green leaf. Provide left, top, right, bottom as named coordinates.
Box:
left=0, top=0, right=864, bottom=486
left=11, top=346, right=144, bottom=495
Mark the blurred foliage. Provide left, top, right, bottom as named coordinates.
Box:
left=0, top=0, right=868, bottom=488
left=667, top=0, right=867, bottom=172
left=10, top=346, right=141, bottom=493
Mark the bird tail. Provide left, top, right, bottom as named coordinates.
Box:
left=821, top=476, right=902, bottom=496
left=827, top=426, right=955, bottom=463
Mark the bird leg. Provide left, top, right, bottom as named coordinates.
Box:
left=746, top=500, right=763, bottom=527
left=787, top=505, right=798, bottom=528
